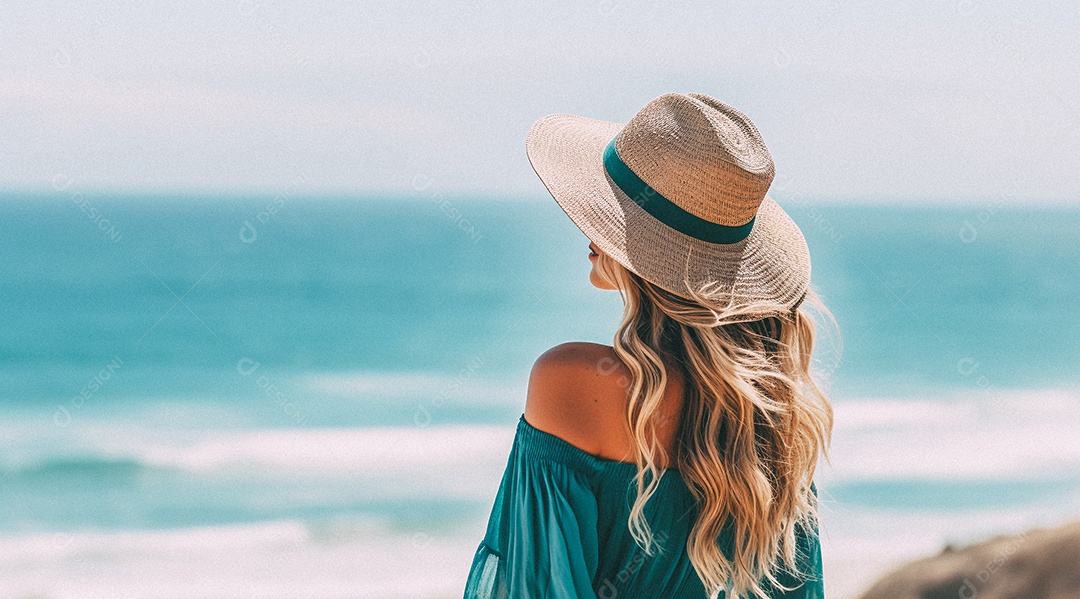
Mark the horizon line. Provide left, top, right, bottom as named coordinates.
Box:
left=2, top=185, right=1077, bottom=207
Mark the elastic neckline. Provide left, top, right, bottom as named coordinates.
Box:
left=517, top=414, right=683, bottom=475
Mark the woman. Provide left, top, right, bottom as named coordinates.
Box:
left=463, top=93, right=834, bottom=598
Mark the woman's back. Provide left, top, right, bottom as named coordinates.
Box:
left=522, top=341, right=685, bottom=469
left=462, top=342, right=825, bottom=598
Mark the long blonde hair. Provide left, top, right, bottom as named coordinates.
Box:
left=593, top=251, right=835, bottom=598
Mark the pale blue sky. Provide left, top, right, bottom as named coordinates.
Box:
left=1, top=0, right=1077, bottom=202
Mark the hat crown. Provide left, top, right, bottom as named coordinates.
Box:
left=613, top=93, right=775, bottom=228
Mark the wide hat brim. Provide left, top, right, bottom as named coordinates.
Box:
left=525, top=113, right=811, bottom=318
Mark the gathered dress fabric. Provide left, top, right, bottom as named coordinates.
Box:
left=463, top=414, right=825, bottom=598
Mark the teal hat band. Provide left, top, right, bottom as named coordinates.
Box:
left=602, top=135, right=755, bottom=244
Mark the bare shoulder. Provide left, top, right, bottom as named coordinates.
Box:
left=523, top=342, right=632, bottom=456
left=530, top=341, right=631, bottom=384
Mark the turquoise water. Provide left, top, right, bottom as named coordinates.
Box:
left=2, top=192, right=1079, bottom=597
left=6, top=194, right=1079, bottom=401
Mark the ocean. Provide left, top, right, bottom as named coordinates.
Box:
left=2, top=192, right=1079, bottom=598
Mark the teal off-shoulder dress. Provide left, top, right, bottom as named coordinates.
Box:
left=463, top=415, right=824, bottom=598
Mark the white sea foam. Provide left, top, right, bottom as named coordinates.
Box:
left=819, top=388, right=1080, bottom=483
left=8, top=388, right=1080, bottom=492
left=1, top=499, right=1076, bottom=599
left=0, top=519, right=479, bottom=599
left=135, top=424, right=516, bottom=475
left=3, top=388, right=1080, bottom=598
left=0, top=520, right=310, bottom=563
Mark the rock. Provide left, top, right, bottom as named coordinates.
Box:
left=855, top=520, right=1080, bottom=599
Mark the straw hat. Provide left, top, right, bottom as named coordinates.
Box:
left=525, top=92, right=810, bottom=319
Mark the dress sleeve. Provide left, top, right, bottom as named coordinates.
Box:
left=463, top=433, right=601, bottom=599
